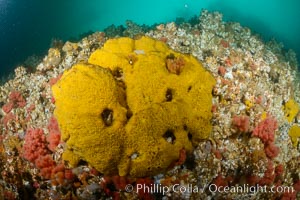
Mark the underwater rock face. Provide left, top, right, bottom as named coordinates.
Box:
left=1, top=10, right=300, bottom=199
left=52, top=37, right=215, bottom=177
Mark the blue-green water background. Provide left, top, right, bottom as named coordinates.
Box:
left=0, top=0, right=299, bottom=78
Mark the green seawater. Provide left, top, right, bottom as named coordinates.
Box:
left=0, top=0, right=299, bottom=78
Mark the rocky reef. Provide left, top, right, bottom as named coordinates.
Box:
left=0, top=10, right=300, bottom=200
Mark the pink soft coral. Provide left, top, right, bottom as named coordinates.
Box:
left=22, top=128, right=49, bottom=162
left=35, top=155, right=56, bottom=179
left=9, top=91, right=26, bottom=108
left=2, top=91, right=26, bottom=113
left=232, top=115, right=250, bottom=133
left=46, top=117, right=61, bottom=152
left=259, top=160, right=275, bottom=185
left=252, top=117, right=278, bottom=144
left=252, top=117, right=280, bottom=159
left=49, top=74, right=62, bottom=86
left=2, top=112, right=15, bottom=127
left=264, top=143, right=280, bottom=159
left=2, top=102, right=14, bottom=113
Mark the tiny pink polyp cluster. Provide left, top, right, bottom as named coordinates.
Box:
left=232, top=115, right=250, bottom=133
left=2, top=91, right=26, bottom=114
left=23, top=128, right=49, bottom=162
left=252, top=116, right=280, bottom=159
left=22, top=117, right=66, bottom=182
left=252, top=117, right=277, bottom=143
left=49, top=74, right=62, bottom=86
left=47, top=117, right=61, bottom=152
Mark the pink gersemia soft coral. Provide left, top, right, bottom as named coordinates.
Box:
left=252, top=117, right=278, bottom=144
left=47, top=117, right=61, bottom=152
left=252, top=116, right=280, bottom=159
left=35, top=155, right=56, bottom=179
left=22, top=128, right=49, bottom=163
left=2, top=102, right=14, bottom=113
left=22, top=126, right=68, bottom=181
left=9, top=91, right=26, bottom=107
left=232, top=115, right=250, bottom=133
left=2, top=91, right=26, bottom=113
left=264, top=142, right=280, bottom=159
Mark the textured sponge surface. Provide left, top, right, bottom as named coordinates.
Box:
left=52, top=37, right=215, bottom=177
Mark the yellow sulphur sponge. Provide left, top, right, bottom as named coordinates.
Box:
left=52, top=36, right=216, bottom=177
left=289, top=125, right=300, bottom=148
left=282, top=99, right=299, bottom=122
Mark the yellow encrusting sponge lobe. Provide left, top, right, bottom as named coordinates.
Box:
left=52, top=36, right=216, bottom=177
left=289, top=125, right=300, bottom=148
left=282, top=99, right=299, bottom=123
left=52, top=64, right=127, bottom=175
